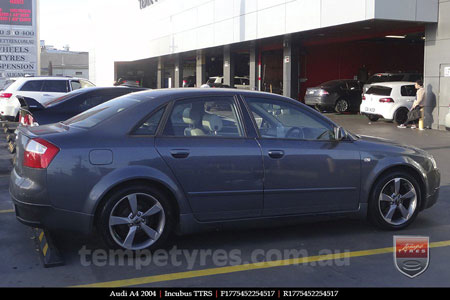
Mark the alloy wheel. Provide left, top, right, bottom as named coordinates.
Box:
left=108, top=193, right=166, bottom=250
left=335, top=100, right=349, bottom=113
left=378, top=178, right=418, bottom=226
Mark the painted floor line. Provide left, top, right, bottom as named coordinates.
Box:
left=0, top=209, right=14, bottom=214
left=74, top=239, right=450, bottom=288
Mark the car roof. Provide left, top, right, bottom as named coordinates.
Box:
left=130, top=88, right=288, bottom=101
left=369, top=81, right=416, bottom=88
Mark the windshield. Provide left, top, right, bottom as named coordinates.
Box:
left=62, top=95, right=145, bottom=129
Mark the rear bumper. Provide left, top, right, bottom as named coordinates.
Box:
left=305, top=95, right=335, bottom=108
left=11, top=193, right=93, bottom=234
left=10, top=167, right=93, bottom=235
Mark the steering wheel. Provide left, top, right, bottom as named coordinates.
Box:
left=285, top=127, right=303, bottom=139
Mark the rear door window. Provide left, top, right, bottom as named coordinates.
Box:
left=42, top=80, right=69, bottom=93
left=133, top=107, right=165, bottom=136
left=366, top=86, right=392, bottom=96
left=401, top=85, right=417, bottom=97
left=20, top=80, right=45, bottom=92
left=347, top=81, right=361, bottom=91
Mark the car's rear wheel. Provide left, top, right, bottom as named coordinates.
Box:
left=366, top=115, right=380, bottom=122
left=335, top=99, right=350, bottom=113
left=394, top=108, right=409, bottom=125
left=98, top=185, right=175, bottom=250
left=368, top=171, right=421, bottom=230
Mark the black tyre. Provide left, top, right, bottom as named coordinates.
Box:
left=368, top=171, right=421, bottom=230
left=315, top=105, right=325, bottom=113
left=335, top=99, right=350, bottom=113
left=98, top=185, right=175, bottom=251
left=394, top=108, right=409, bottom=125
left=366, top=115, right=380, bottom=122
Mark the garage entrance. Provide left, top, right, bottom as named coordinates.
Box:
left=298, top=22, right=425, bottom=102
left=114, top=58, right=157, bottom=88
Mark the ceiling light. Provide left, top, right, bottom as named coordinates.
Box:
left=386, top=35, right=406, bottom=39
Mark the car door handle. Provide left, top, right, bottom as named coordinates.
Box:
left=268, top=150, right=285, bottom=159
left=170, top=150, right=190, bottom=159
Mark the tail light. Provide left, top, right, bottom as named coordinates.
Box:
left=23, top=138, right=59, bottom=169
left=0, top=93, right=12, bottom=99
left=319, top=89, right=329, bottom=96
left=20, top=114, right=37, bottom=127
left=362, top=95, right=366, bottom=101
left=379, top=98, right=395, bottom=103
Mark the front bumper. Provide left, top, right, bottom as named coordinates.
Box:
left=423, top=168, right=440, bottom=210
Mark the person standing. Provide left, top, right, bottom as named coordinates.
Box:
left=398, top=80, right=425, bottom=129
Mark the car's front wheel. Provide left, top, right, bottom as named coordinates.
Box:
left=98, top=185, right=175, bottom=250
left=368, top=171, right=421, bottom=230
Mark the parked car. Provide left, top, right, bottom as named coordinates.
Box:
left=363, top=72, right=422, bottom=93
left=445, top=105, right=450, bottom=130
left=305, top=80, right=363, bottom=113
left=206, top=76, right=224, bottom=87
left=18, top=87, right=146, bottom=127
left=205, top=76, right=250, bottom=89
left=360, top=82, right=417, bottom=125
left=0, top=76, right=95, bottom=121
left=114, top=78, right=141, bottom=87
left=182, top=76, right=196, bottom=88
left=10, top=89, right=440, bottom=251
left=234, top=77, right=251, bottom=90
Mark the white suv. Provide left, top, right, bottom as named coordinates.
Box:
left=0, top=76, right=95, bottom=121
left=360, top=82, right=417, bottom=125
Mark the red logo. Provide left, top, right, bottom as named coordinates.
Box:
left=394, top=236, right=429, bottom=278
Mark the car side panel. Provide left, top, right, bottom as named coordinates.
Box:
left=45, top=135, right=191, bottom=221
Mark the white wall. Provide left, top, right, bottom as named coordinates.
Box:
left=89, top=0, right=438, bottom=86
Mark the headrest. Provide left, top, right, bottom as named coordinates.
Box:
left=183, top=107, right=201, bottom=125
left=202, top=114, right=223, bottom=133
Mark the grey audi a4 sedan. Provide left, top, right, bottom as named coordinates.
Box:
left=10, top=89, right=440, bottom=250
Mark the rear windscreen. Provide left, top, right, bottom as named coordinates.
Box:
left=62, top=95, right=146, bottom=129
left=44, top=88, right=87, bottom=107
left=1, top=80, right=16, bottom=91
left=366, top=86, right=392, bottom=96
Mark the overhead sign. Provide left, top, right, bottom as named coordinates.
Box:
left=0, top=0, right=38, bottom=79
left=138, top=0, right=163, bottom=10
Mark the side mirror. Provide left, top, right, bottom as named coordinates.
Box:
left=334, top=127, right=346, bottom=141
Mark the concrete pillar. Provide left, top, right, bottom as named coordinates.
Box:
left=196, top=50, right=206, bottom=87
left=223, top=45, right=235, bottom=88
left=174, top=54, right=183, bottom=88
left=249, top=42, right=259, bottom=91
left=424, top=11, right=450, bottom=130
left=157, top=57, right=163, bottom=89
left=283, top=35, right=299, bottom=99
